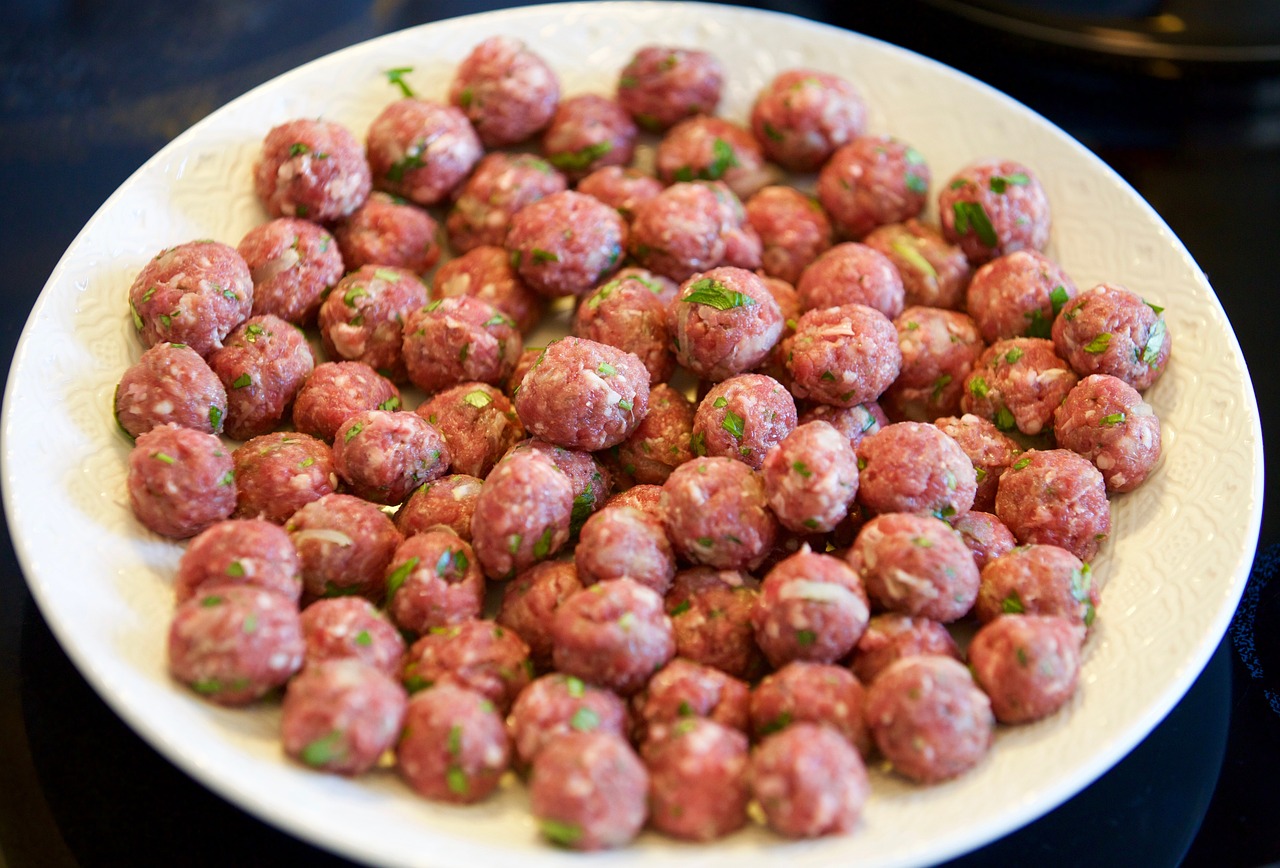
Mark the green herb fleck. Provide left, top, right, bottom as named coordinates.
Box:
left=226, top=560, right=245, bottom=578
left=569, top=707, right=600, bottom=732
left=446, top=767, right=469, bottom=796
left=1101, top=411, right=1126, bottom=426
left=384, top=556, right=419, bottom=603
left=1084, top=333, right=1112, bottom=354
left=968, top=376, right=989, bottom=399
left=690, top=431, right=707, bottom=456
left=354, top=630, right=372, bottom=647
left=1012, top=457, right=1032, bottom=471
left=952, top=201, right=998, bottom=247
left=540, top=819, right=583, bottom=847
left=932, top=373, right=952, bottom=402
left=200, top=595, right=223, bottom=608
left=531, top=248, right=559, bottom=264
left=994, top=406, right=1016, bottom=431
left=792, top=460, right=812, bottom=478
left=820, top=370, right=836, bottom=382
left=988, top=172, right=1029, bottom=194
left=288, top=142, right=310, bottom=158
left=1140, top=318, right=1166, bottom=365
left=343, top=421, right=364, bottom=443
left=462, top=389, right=493, bottom=409
left=721, top=410, right=745, bottom=439
left=548, top=140, right=614, bottom=171
left=384, top=66, right=415, bottom=97
left=533, top=527, right=554, bottom=560
left=796, top=629, right=817, bottom=646
left=890, top=238, right=938, bottom=278
left=670, top=600, right=692, bottom=617
left=1002, top=592, right=1025, bottom=614
left=377, top=396, right=401, bottom=411
left=682, top=278, right=756, bottom=311
left=596, top=362, right=617, bottom=377
left=617, top=398, right=633, bottom=412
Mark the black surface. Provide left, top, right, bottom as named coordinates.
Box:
left=1, top=1, right=1276, bottom=865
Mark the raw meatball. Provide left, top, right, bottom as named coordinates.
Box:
left=332, top=410, right=449, bottom=505
left=400, top=618, right=531, bottom=713
left=506, top=190, right=627, bottom=298
left=750, top=661, right=870, bottom=755
left=575, top=505, right=675, bottom=596
left=848, top=512, right=980, bottom=622
left=253, top=118, right=371, bottom=221
left=968, top=614, right=1084, bottom=723
left=167, top=584, right=303, bottom=705
left=445, top=152, right=566, bottom=253
left=760, top=420, right=858, bottom=533
left=750, top=723, right=869, bottom=838
left=175, top=519, right=301, bottom=604
left=746, top=185, right=834, bottom=285
left=514, top=337, right=649, bottom=451
left=128, top=240, right=253, bottom=357
left=1054, top=374, right=1161, bottom=492
left=661, top=457, right=778, bottom=571
left=856, top=421, right=976, bottom=518
left=471, top=450, right=574, bottom=579
left=505, top=439, right=612, bottom=535
left=633, top=658, right=750, bottom=741
left=995, top=449, right=1111, bottom=561
left=292, top=361, right=401, bottom=443
left=750, top=69, right=867, bottom=171
left=573, top=269, right=674, bottom=384
left=966, top=249, right=1076, bottom=342
left=798, top=401, right=888, bottom=449
left=645, top=718, right=750, bottom=841
left=608, top=383, right=694, bottom=486
left=433, top=245, right=544, bottom=333
left=932, top=414, right=1020, bottom=512
left=299, top=596, right=406, bottom=677
left=281, top=659, right=407, bottom=775
left=616, top=45, right=723, bottom=131
left=1052, top=282, right=1171, bottom=391
left=796, top=242, right=905, bottom=318
left=817, top=135, right=929, bottom=239
left=850, top=613, right=962, bottom=685
left=961, top=337, right=1077, bottom=437
left=508, top=673, right=630, bottom=768
left=542, top=94, right=637, bottom=180
left=864, top=656, right=995, bottom=783
left=665, top=568, right=762, bottom=681
left=402, top=296, right=523, bottom=395
left=128, top=424, right=235, bottom=538
left=753, top=547, right=869, bottom=667
left=231, top=432, right=336, bottom=524
left=318, top=264, right=429, bottom=383
left=366, top=98, right=483, bottom=206
left=286, top=493, right=402, bottom=601
left=605, top=484, right=665, bottom=520
left=395, top=474, right=483, bottom=542
left=575, top=166, right=663, bottom=221
left=450, top=36, right=559, bottom=147
left=627, top=182, right=739, bottom=282
left=237, top=217, right=342, bottom=325
left=333, top=191, right=441, bottom=274
left=692, top=373, right=797, bottom=470
left=416, top=382, right=524, bottom=479
left=975, top=543, right=1099, bottom=631
left=552, top=578, right=675, bottom=696
left=939, top=159, right=1051, bottom=265
left=883, top=306, right=984, bottom=422
left=385, top=528, right=485, bottom=634
left=670, top=266, right=783, bottom=382
left=864, top=219, right=972, bottom=310
left=529, top=731, right=647, bottom=850
left=115, top=342, right=227, bottom=438
left=786, top=303, right=901, bottom=407
left=952, top=510, right=1018, bottom=571
left=207, top=314, right=314, bottom=440
left=497, top=560, right=585, bottom=669
left=655, top=115, right=770, bottom=200
left=397, top=684, right=510, bottom=804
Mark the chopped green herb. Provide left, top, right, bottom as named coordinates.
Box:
left=1101, top=411, right=1126, bottom=426
left=548, top=140, right=614, bottom=171
left=343, top=421, right=364, bottom=442
left=446, top=767, right=469, bottom=796
left=565, top=676, right=585, bottom=698
left=446, top=724, right=463, bottom=757
left=152, top=451, right=175, bottom=465
left=1005, top=347, right=1024, bottom=364
left=712, top=396, right=728, bottom=408
left=682, top=278, right=756, bottom=310
left=949, top=178, right=969, bottom=190
left=758, top=711, right=793, bottom=736
left=905, top=172, right=928, bottom=195
left=218, top=469, right=235, bottom=486
left=158, top=313, right=173, bottom=329
left=994, top=406, right=1016, bottom=431
left=820, top=370, right=837, bottom=382
left=192, top=678, right=222, bottom=695
left=597, top=362, right=617, bottom=377
left=242, top=613, right=258, bottom=634
left=968, top=376, right=989, bottom=399
left=762, top=120, right=784, bottom=142
left=384, top=66, right=415, bottom=97
left=703, top=137, right=740, bottom=180
left=540, top=819, right=583, bottom=847
left=129, top=300, right=144, bottom=330
left=1145, top=300, right=1165, bottom=315
left=1016, top=647, right=1029, bottom=667
left=354, top=630, right=372, bottom=647
left=912, top=535, right=934, bottom=548
left=531, top=248, right=559, bottom=264
left=462, top=389, right=493, bottom=409
left=532, top=527, right=554, bottom=560
left=482, top=312, right=513, bottom=328
left=343, top=284, right=368, bottom=306
left=377, top=396, right=401, bottom=411
left=669, top=600, right=691, bottom=616
left=458, top=342, right=471, bottom=364
left=721, top=410, right=745, bottom=439
left=288, top=142, right=310, bottom=158
left=696, top=536, right=714, bottom=548
left=803, top=518, right=820, bottom=530
left=1012, top=457, right=1032, bottom=471
left=200, top=595, right=223, bottom=608
left=374, top=267, right=401, bottom=283
left=617, top=398, right=633, bottom=412
left=796, top=629, right=817, bottom=646
left=226, top=561, right=245, bottom=578
left=1002, top=592, right=1025, bottom=614
left=952, top=201, right=998, bottom=247
left=1084, top=333, right=1112, bottom=354
left=890, top=237, right=938, bottom=278
left=932, top=373, right=953, bottom=402
left=457, top=87, right=473, bottom=109
left=1140, top=318, right=1166, bottom=366
left=569, top=707, right=600, bottom=732
left=792, top=460, right=812, bottom=478
left=988, top=172, right=1029, bottom=194
left=507, top=533, right=523, bottom=555
left=690, top=431, right=707, bottom=456
left=222, top=287, right=238, bottom=301
left=385, top=151, right=425, bottom=183
left=385, top=556, right=419, bottom=604
left=1049, top=285, right=1070, bottom=315
left=974, top=466, right=988, bottom=483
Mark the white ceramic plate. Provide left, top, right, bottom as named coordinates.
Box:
left=1, top=2, right=1262, bottom=866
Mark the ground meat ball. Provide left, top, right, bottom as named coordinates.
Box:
left=671, top=266, right=783, bottom=382
left=433, top=246, right=544, bottom=333
left=976, top=543, right=1099, bottom=631
left=450, top=36, right=559, bottom=147
left=232, top=432, right=336, bottom=524
left=573, top=270, right=674, bottom=384
left=850, top=613, right=962, bottom=684
left=626, top=182, right=728, bottom=282
left=397, top=684, right=511, bottom=804
left=750, top=661, right=870, bottom=755
left=299, top=597, right=405, bottom=677
left=395, top=474, right=483, bottom=541
left=530, top=731, right=648, bottom=850
left=856, top=422, right=977, bottom=519
left=128, top=240, right=253, bottom=357
left=281, top=659, right=407, bottom=776
left=817, top=136, right=930, bottom=239
left=750, top=723, right=869, bottom=838
left=506, top=191, right=627, bottom=298
left=961, top=338, right=1078, bottom=437
left=969, top=614, right=1084, bottom=723
left=932, top=414, right=1020, bottom=512
left=318, top=264, right=429, bottom=383
left=575, top=166, right=663, bottom=221
left=287, top=493, right=402, bottom=601
left=952, top=510, right=1018, bottom=571
left=175, top=519, right=301, bottom=604
left=415, top=383, right=523, bottom=479
left=445, top=153, right=567, bottom=254
left=848, top=512, right=981, bottom=621
left=497, top=560, right=584, bottom=669
left=655, top=115, right=770, bottom=200
left=542, top=94, right=637, bottom=180
left=403, top=296, right=523, bottom=395
left=966, top=249, right=1076, bottom=343
left=1052, top=282, right=1171, bottom=391
left=644, top=718, right=750, bottom=841
left=760, top=420, right=858, bottom=534
left=883, top=306, right=984, bottom=423
left=332, top=410, right=449, bottom=506
left=606, top=484, right=665, bottom=521
left=508, top=673, right=630, bottom=768
left=786, top=304, right=901, bottom=407
left=253, top=119, right=371, bottom=221
left=385, top=528, right=485, bottom=634
left=237, top=218, right=342, bottom=326
left=616, top=45, right=723, bottom=131
left=366, top=99, right=483, bottom=206
left=128, top=424, right=235, bottom=538
left=115, top=342, right=227, bottom=438
left=751, top=69, right=868, bottom=172
left=505, top=439, right=612, bottom=533
left=701, top=180, right=766, bottom=271
left=796, top=242, right=905, bottom=318
left=692, top=373, right=796, bottom=470
left=661, top=457, right=778, bottom=570
left=167, top=584, right=303, bottom=705
left=939, top=159, right=1052, bottom=265
left=634, top=658, right=750, bottom=742
left=865, top=656, right=995, bottom=783
left=208, top=314, right=314, bottom=440
left=552, top=578, right=674, bottom=696
left=471, top=450, right=574, bottom=579
left=753, top=547, right=869, bottom=668
left=665, top=567, right=762, bottom=680
left=863, top=220, right=972, bottom=310
left=608, top=384, right=693, bottom=486
left=401, top=619, right=531, bottom=713
left=996, top=449, right=1111, bottom=560
left=292, top=361, right=401, bottom=443
left=575, top=506, right=675, bottom=596
left=745, top=186, right=833, bottom=285
left=1054, top=374, right=1161, bottom=492
left=798, top=401, right=889, bottom=449
left=514, top=337, right=649, bottom=451
left=333, top=192, right=441, bottom=274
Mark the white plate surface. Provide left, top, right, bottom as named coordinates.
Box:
left=1, top=3, right=1263, bottom=866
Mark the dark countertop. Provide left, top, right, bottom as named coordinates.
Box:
left=1, top=1, right=1276, bottom=865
